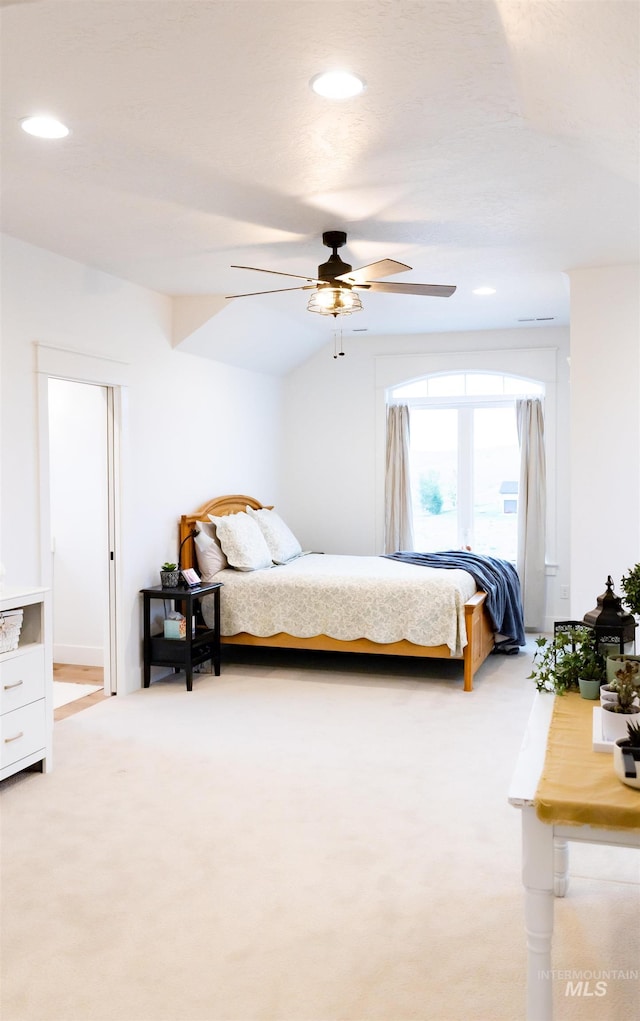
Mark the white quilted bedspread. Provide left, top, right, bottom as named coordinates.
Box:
left=200, top=553, right=476, bottom=655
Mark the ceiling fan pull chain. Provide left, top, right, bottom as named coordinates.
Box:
left=333, top=328, right=345, bottom=359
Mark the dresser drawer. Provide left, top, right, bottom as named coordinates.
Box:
left=0, top=700, right=46, bottom=769
left=0, top=647, right=45, bottom=714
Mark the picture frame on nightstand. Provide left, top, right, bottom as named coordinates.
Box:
left=181, top=567, right=201, bottom=587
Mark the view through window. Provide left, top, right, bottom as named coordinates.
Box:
left=389, top=373, right=544, bottom=561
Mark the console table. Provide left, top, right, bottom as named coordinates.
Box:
left=509, top=693, right=640, bottom=1020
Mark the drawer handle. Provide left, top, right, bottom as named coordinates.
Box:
left=3, top=680, right=24, bottom=690
left=4, top=732, right=24, bottom=743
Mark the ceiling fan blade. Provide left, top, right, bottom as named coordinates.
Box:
left=226, top=285, right=308, bottom=299
left=336, top=259, right=411, bottom=285
left=231, top=265, right=321, bottom=285
left=364, top=281, right=457, bottom=297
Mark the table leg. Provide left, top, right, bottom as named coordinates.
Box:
left=553, top=838, right=569, bottom=897
left=184, top=594, right=193, bottom=691
left=213, top=588, right=221, bottom=676
left=143, top=595, right=151, bottom=688
left=522, top=806, right=554, bottom=1021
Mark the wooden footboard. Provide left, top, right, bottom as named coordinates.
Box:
left=462, top=591, right=495, bottom=691
left=179, top=499, right=495, bottom=691
left=221, top=591, right=494, bottom=691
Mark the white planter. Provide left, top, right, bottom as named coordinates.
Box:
left=613, top=738, right=640, bottom=790
left=601, top=704, right=640, bottom=743
left=606, top=654, right=640, bottom=684
left=600, top=683, right=639, bottom=708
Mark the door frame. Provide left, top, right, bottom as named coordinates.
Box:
left=36, top=343, right=129, bottom=695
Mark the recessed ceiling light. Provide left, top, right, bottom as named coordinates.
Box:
left=472, top=286, right=496, bottom=296
left=21, top=115, right=69, bottom=139
left=310, top=71, right=366, bottom=99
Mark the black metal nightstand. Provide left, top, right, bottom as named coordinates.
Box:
left=140, top=581, right=222, bottom=691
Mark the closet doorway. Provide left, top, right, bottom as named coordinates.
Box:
left=48, top=379, right=113, bottom=695
left=37, top=344, right=126, bottom=699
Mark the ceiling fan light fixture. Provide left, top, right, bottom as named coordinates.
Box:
left=307, top=286, right=363, bottom=317
left=472, top=286, right=496, bottom=296
left=310, top=71, right=366, bottom=99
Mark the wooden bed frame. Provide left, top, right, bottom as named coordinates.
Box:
left=179, top=495, right=495, bottom=691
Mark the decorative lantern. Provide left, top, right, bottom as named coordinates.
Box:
left=583, top=576, right=637, bottom=658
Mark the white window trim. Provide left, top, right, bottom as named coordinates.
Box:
left=389, top=393, right=541, bottom=410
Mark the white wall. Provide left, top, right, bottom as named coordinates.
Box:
left=281, top=326, right=571, bottom=628
left=568, top=264, right=640, bottom=618
left=49, top=379, right=108, bottom=666
left=0, top=234, right=283, bottom=692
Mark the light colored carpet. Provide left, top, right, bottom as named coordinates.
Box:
left=1, top=644, right=638, bottom=1021
left=52, top=681, right=103, bottom=708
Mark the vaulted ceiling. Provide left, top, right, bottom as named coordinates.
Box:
left=1, top=0, right=638, bottom=374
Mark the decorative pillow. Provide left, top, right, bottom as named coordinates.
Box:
left=245, top=506, right=302, bottom=565
left=193, top=521, right=228, bottom=581
left=208, top=512, right=272, bottom=572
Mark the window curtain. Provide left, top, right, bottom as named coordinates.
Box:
left=384, top=404, right=414, bottom=553
left=516, top=398, right=546, bottom=630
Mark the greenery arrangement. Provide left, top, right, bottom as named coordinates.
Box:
left=161, top=562, right=178, bottom=572
left=620, top=562, right=640, bottom=617
left=528, top=625, right=606, bottom=695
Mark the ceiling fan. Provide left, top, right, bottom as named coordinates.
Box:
left=226, top=231, right=456, bottom=317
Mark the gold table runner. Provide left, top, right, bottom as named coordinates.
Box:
left=534, top=692, right=640, bottom=830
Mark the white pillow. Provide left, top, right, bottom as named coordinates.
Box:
left=208, top=512, right=272, bottom=572
left=245, top=506, right=302, bottom=565
left=193, top=521, right=228, bottom=581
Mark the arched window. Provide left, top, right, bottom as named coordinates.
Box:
left=388, top=372, right=544, bottom=560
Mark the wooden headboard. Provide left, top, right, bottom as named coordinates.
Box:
left=179, top=494, right=272, bottom=571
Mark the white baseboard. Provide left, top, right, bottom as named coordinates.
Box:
left=53, top=644, right=103, bottom=667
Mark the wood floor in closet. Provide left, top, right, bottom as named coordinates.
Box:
left=53, top=664, right=108, bottom=721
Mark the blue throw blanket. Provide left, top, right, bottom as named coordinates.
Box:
left=383, top=550, right=526, bottom=647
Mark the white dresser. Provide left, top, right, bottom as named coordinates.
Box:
left=0, top=587, right=52, bottom=781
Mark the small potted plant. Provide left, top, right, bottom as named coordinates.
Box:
left=576, top=643, right=608, bottom=700
left=612, top=716, right=640, bottom=789
left=160, top=562, right=180, bottom=587
left=601, top=660, right=640, bottom=742
left=620, top=562, right=640, bottom=619
left=603, top=652, right=640, bottom=694
left=528, top=625, right=605, bottom=697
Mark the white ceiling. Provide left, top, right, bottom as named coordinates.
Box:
left=1, top=0, right=638, bottom=374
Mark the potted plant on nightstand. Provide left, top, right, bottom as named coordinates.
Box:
left=529, top=625, right=606, bottom=698
left=160, top=562, right=180, bottom=587
left=613, top=717, right=640, bottom=790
